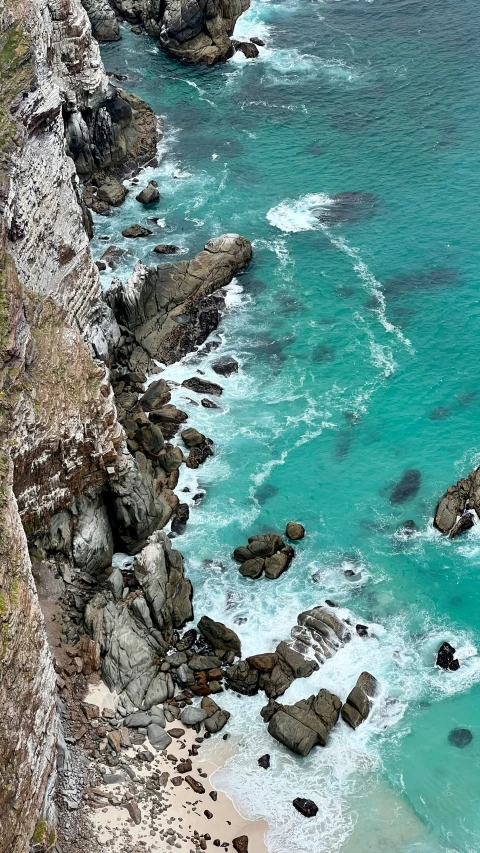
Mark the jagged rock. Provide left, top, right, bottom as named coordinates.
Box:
left=188, top=654, right=223, bottom=671
left=285, top=522, right=305, bottom=541
left=149, top=405, right=188, bottom=439
left=198, top=615, right=241, bottom=657
left=212, top=356, right=238, bottom=376
left=106, top=235, right=252, bottom=364
left=108, top=567, right=125, bottom=601
left=262, top=641, right=318, bottom=699
left=263, top=689, right=341, bottom=755
left=159, top=0, right=250, bottom=65
left=158, top=445, right=184, bottom=473
left=258, top=754, right=270, bottom=769
left=122, top=224, right=153, bottom=238
left=247, top=653, right=277, bottom=673
left=108, top=445, right=163, bottom=553
left=136, top=181, right=160, bottom=205
left=232, top=837, right=249, bottom=853
left=139, top=378, right=171, bottom=411
left=250, top=36, right=265, bottom=45
left=293, top=798, right=318, bottom=818
left=264, top=546, right=294, bottom=580
left=81, top=0, right=121, bottom=41
left=234, top=533, right=288, bottom=579
left=236, top=41, right=259, bottom=58
left=186, top=439, right=214, bottom=469
left=154, top=244, right=180, bottom=254
left=341, top=672, right=379, bottom=729
left=84, top=532, right=192, bottom=708
left=449, top=511, right=474, bottom=538
left=436, top=641, right=460, bottom=671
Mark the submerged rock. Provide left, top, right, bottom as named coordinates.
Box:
left=212, top=355, right=239, bottom=376
left=390, top=469, right=421, bottom=504
left=312, top=192, right=378, bottom=226
left=448, top=728, right=473, bottom=748
left=154, top=244, right=180, bottom=254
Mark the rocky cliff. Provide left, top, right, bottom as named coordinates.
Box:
left=105, top=0, right=250, bottom=64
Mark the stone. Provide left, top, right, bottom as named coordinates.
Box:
left=176, top=759, right=193, bottom=773
left=449, top=512, right=475, bottom=538
left=97, top=177, right=127, bottom=207
left=185, top=776, right=205, bottom=794
left=436, top=642, right=460, bottom=671
left=264, top=688, right=341, bottom=755
left=147, top=724, right=172, bottom=750
left=181, top=706, right=208, bottom=726
left=125, top=800, right=142, bottom=825
left=182, top=377, right=224, bottom=397
left=226, top=661, right=259, bottom=696
left=140, top=379, right=171, bottom=411
left=169, top=728, right=186, bottom=739
left=264, top=548, right=294, bottom=580
left=341, top=672, right=379, bottom=729
left=212, top=356, right=238, bottom=376
left=258, top=754, right=270, bottom=769
left=285, top=522, right=305, bottom=541
left=293, top=798, right=318, bottom=818
left=154, top=244, right=180, bottom=254
left=124, top=712, right=152, bottom=728
left=247, top=653, right=277, bottom=673
left=239, top=557, right=265, bottom=579
left=198, top=615, right=241, bottom=657
left=122, top=224, right=153, bottom=238
left=232, top=836, right=249, bottom=853
left=81, top=0, right=121, bottom=41
left=250, top=36, right=265, bottom=46
left=236, top=41, right=259, bottom=58
left=136, top=181, right=160, bottom=205
left=204, top=709, right=230, bottom=733
left=181, top=427, right=206, bottom=448
left=201, top=398, right=221, bottom=409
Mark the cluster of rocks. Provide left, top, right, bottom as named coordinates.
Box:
left=233, top=522, right=305, bottom=580
left=261, top=671, right=379, bottom=756
left=436, top=641, right=460, bottom=671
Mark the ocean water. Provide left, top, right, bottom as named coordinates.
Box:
left=95, top=2, right=480, bottom=850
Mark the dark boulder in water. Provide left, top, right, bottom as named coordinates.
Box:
left=255, top=483, right=279, bottom=505
left=258, top=754, right=270, bottom=769
left=397, top=520, right=418, bottom=537
left=429, top=406, right=450, bottom=421
left=293, top=798, right=318, bottom=818
left=212, top=356, right=239, bottom=377
left=436, top=641, right=460, bottom=671
left=390, top=469, right=421, bottom=504
left=312, top=192, right=378, bottom=226
left=384, top=268, right=459, bottom=296
left=448, top=728, right=473, bottom=748
left=356, top=624, right=369, bottom=637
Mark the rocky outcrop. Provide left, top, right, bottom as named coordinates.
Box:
left=106, top=234, right=252, bottom=364
left=434, top=467, right=480, bottom=536
left=110, top=0, right=250, bottom=64
left=261, top=689, right=342, bottom=756
left=81, top=0, right=121, bottom=41
left=85, top=531, right=193, bottom=711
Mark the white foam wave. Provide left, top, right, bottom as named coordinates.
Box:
left=267, top=192, right=332, bottom=233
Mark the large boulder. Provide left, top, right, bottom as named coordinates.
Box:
left=159, top=0, right=250, bottom=65
left=198, top=615, right=241, bottom=657
left=262, top=689, right=342, bottom=756
left=341, top=672, right=379, bottom=729
left=106, top=235, right=252, bottom=364
left=433, top=466, right=480, bottom=535
left=107, top=445, right=165, bottom=554
left=136, top=181, right=160, bottom=205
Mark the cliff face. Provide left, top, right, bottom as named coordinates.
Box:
left=0, top=1, right=155, bottom=848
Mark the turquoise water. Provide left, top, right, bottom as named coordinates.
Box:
left=96, top=3, right=480, bottom=850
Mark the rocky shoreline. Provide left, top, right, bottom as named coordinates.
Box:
left=0, top=1, right=472, bottom=852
